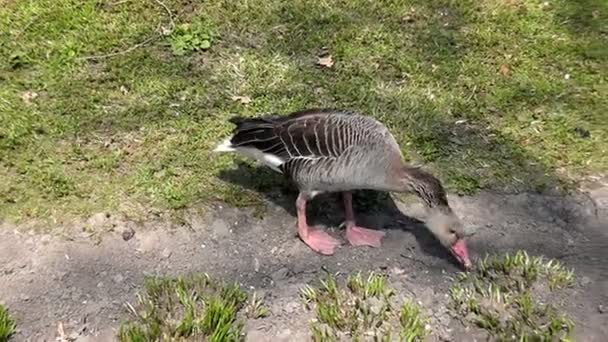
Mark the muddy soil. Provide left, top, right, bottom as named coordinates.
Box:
left=1, top=186, right=607, bottom=341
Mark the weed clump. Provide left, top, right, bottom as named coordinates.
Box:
left=450, top=251, right=575, bottom=341
left=301, top=272, right=427, bottom=341
left=118, top=273, right=268, bottom=341
left=0, top=305, right=16, bottom=342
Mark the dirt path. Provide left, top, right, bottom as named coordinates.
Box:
left=1, top=187, right=607, bottom=341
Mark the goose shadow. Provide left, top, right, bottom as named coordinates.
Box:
left=217, top=160, right=458, bottom=267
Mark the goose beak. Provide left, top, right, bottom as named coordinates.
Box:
left=450, top=238, right=473, bottom=271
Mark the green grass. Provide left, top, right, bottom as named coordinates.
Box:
left=0, top=304, right=16, bottom=342
left=1, top=0, right=607, bottom=223
left=118, top=273, right=267, bottom=341
left=300, top=272, right=428, bottom=341
left=450, top=250, right=576, bottom=341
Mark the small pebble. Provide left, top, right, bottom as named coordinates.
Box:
left=271, top=267, right=291, bottom=282
left=284, top=301, right=299, bottom=314
left=391, top=267, right=405, bottom=276
left=276, top=328, right=292, bottom=339
left=160, top=248, right=172, bottom=260
left=599, top=305, right=606, bottom=314
left=122, top=227, right=135, bottom=241
left=113, top=274, right=124, bottom=284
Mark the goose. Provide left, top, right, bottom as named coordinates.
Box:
left=214, top=108, right=472, bottom=269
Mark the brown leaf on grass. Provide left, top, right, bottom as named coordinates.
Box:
left=231, top=96, right=252, bottom=104
left=21, top=90, right=38, bottom=104
left=499, top=64, right=510, bottom=76
left=317, top=55, right=334, bottom=68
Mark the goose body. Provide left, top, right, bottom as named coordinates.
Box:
left=214, top=108, right=405, bottom=195
left=215, top=108, right=472, bottom=269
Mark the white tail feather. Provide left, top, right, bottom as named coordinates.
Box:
left=213, top=137, right=285, bottom=173
left=236, top=147, right=284, bottom=173
left=213, top=137, right=235, bottom=152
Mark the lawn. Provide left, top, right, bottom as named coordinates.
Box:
left=1, top=0, right=606, bottom=223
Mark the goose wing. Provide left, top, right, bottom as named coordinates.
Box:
left=274, top=109, right=355, bottom=160
left=227, top=109, right=358, bottom=160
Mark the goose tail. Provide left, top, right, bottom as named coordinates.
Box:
left=213, top=137, right=235, bottom=152
left=212, top=116, right=285, bottom=172
left=213, top=117, right=271, bottom=152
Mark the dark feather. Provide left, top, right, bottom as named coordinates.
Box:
left=228, top=117, right=283, bottom=156
left=227, top=109, right=355, bottom=161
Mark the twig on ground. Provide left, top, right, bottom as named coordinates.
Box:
left=124, top=301, right=138, bottom=316
left=154, top=0, right=175, bottom=31
left=77, top=0, right=175, bottom=61
left=400, top=253, right=432, bottom=268
left=76, top=35, right=159, bottom=61
left=109, top=0, right=132, bottom=6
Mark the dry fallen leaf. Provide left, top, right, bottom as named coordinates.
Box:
left=56, top=322, right=66, bottom=342
left=231, top=96, right=252, bottom=104
left=317, top=55, right=334, bottom=68
left=56, top=322, right=78, bottom=342
left=21, top=90, right=38, bottom=104
left=499, top=64, right=510, bottom=76
left=403, top=15, right=414, bottom=23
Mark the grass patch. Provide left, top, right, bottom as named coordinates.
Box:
left=300, top=272, right=428, bottom=341
left=118, top=273, right=268, bottom=342
left=1, top=0, right=607, bottom=223
left=244, top=292, right=271, bottom=319
left=0, top=304, right=16, bottom=342
left=450, top=250, right=576, bottom=341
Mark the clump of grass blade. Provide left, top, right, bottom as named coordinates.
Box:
left=0, top=305, right=16, bottom=342
left=118, top=273, right=248, bottom=341
left=302, top=272, right=426, bottom=341
left=450, top=250, right=575, bottom=341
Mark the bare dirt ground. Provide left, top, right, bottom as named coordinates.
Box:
left=1, top=183, right=607, bottom=341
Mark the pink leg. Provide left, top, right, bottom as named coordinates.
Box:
left=343, top=192, right=385, bottom=247
left=296, top=193, right=340, bottom=255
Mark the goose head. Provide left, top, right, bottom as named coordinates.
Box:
left=425, top=207, right=472, bottom=270
left=396, top=166, right=473, bottom=270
